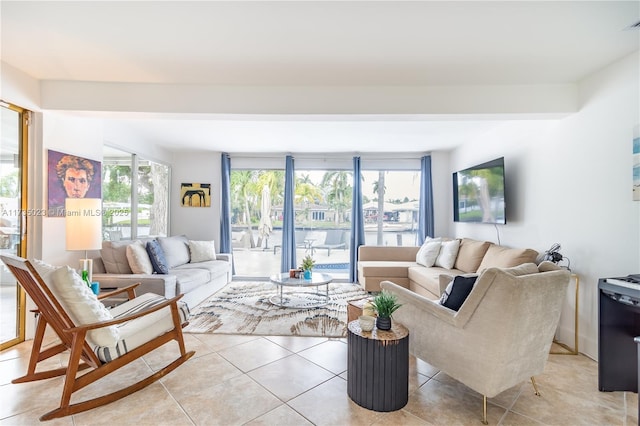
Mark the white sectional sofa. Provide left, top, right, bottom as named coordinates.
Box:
left=93, top=235, right=232, bottom=309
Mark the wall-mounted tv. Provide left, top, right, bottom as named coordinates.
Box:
left=453, top=157, right=506, bottom=224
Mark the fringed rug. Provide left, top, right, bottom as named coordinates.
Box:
left=184, top=281, right=368, bottom=337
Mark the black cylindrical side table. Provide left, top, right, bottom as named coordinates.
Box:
left=347, top=321, right=409, bottom=412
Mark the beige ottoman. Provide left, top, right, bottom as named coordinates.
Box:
left=347, top=297, right=374, bottom=323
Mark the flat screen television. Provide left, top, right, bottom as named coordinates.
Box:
left=453, top=157, right=506, bottom=224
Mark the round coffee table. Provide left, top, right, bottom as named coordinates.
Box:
left=269, top=272, right=333, bottom=308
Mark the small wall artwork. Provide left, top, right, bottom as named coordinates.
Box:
left=48, top=149, right=102, bottom=217
left=181, top=183, right=211, bottom=207
left=634, top=125, right=640, bottom=201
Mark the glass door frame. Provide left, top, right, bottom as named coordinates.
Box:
left=0, top=101, right=28, bottom=350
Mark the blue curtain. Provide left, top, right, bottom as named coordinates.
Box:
left=281, top=155, right=296, bottom=272
left=418, top=155, right=434, bottom=245
left=219, top=153, right=234, bottom=274
left=349, top=157, right=365, bottom=283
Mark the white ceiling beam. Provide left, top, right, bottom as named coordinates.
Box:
left=40, top=81, right=577, bottom=117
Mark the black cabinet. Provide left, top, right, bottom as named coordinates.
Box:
left=636, top=336, right=640, bottom=420
left=598, top=278, right=640, bottom=392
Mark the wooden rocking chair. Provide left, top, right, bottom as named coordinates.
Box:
left=0, top=254, right=195, bottom=421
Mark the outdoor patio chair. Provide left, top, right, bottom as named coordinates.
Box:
left=0, top=254, right=194, bottom=421
left=273, top=230, right=311, bottom=254
left=303, top=230, right=326, bottom=255
left=314, top=229, right=347, bottom=256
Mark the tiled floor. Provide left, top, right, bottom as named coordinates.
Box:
left=0, top=333, right=637, bottom=425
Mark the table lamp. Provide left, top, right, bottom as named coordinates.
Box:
left=65, top=198, right=102, bottom=282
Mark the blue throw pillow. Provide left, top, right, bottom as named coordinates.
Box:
left=439, top=275, right=477, bottom=311
left=146, top=240, right=169, bottom=274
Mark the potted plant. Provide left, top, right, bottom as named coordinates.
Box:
left=371, top=291, right=402, bottom=330
left=300, top=255, right=315, bottom=279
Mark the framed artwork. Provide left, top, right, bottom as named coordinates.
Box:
left=47, top=149, right=102, bottom=217
left=634, top=125, right=639, bottom=201
left=181, top=183, right=211, bottom=207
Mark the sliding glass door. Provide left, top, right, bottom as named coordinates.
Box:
left=293, top=169, right=352, bottom=279
left=229, top=169, right=284, bottom=277
left=0, top=102, right=28, bottom=349
left=229, top=167, right=355, bottom=279
left=228, top=158, right=421, bottom=281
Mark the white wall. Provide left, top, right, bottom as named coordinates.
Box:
left=170, top=152, right=222, bottom=248
left=103, top=120, right=173, bottom=165
left=429, top=150, right=452, bottom=237
left=448, top=51, right=640, bottom=360
left=40, top=113, right=105, bottom=267
left=0, top=62, right=40, bottom=111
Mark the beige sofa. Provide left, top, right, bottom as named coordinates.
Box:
left=357, top=238, right=538, bottom=295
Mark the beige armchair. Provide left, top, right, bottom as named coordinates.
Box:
left=381, top=262, right=570, bottom=424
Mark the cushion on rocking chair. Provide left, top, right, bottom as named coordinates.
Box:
left=49, top=266, right=121, bottom=347
left=94, top=293, right=190, bottom=362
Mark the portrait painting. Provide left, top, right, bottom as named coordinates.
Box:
left=48, top=149, right=102, bottom=217
left=181, top=183, right=211, bottom=207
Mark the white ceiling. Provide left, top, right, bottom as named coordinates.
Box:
left=102, top=114, right=513, bottom=153
left=2, top=1, right=639, bottom=153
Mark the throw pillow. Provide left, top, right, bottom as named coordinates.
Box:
left=537, top=261, right=560, bottom=273
left=454, top=238, right=491, bottom=273
left=435, top=239, right=461, bottom=269
left=31, top=258, right=58, bottom=280
left=416, top=239, right=442, bottom=267
left=188, top=240, right=216, bottom=263
left=100, top=240, right=135, bottom=274
left=49, top=266, right=120, bottom=347
left=157, top=235, right=190, bottom=268
left=476, top=245, right=538, bottom=273
left=439, top=275, right=478, bottom=311
left=126, top=240, right=153, bottom=274
left=501, top=262, right=539, bottom=276
left=146, top=240, right=169, bottom=274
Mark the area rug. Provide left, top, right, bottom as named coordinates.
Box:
left=184, top=281, right=368, bottom=337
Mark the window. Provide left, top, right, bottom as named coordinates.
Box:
left=361, top=170, right=420, bottom=247
left=102, top=146, right=169, bottom=240
left=227, top=155, right=422, bottom=280
left=137, top=161, right=170, bottom=237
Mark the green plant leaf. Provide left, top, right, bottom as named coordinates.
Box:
left=371, top=291, right=402, bottom=318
